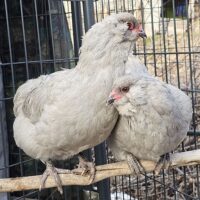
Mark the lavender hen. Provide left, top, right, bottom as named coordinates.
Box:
left=13, top=13, right=146, bottom=193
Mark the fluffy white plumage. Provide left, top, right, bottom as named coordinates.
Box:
left=108, top=56, right=192, bottom=172
left=13, top=13, right=144, bottom=167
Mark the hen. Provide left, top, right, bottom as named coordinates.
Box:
left=107, top=60, right=192, bottom=175
left=13, top=13, right=146, bottom=193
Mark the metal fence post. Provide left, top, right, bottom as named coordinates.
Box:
left=71, top=0, right=83, bottom=58
left=0, top=63, right=9, bottom=200
left=94, top=142, right=111, bottom=200
left=83, top=0, right=95, bottom=31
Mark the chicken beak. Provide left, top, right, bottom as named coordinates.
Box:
left=139, top=30, right=147, bottom=39
left=107, top=96, right=115, bottom=105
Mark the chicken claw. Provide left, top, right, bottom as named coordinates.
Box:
left=126, top=153, right=145, bottom=176
left=40, top=161, right=71, bottom=194
left=72, top=155, right=96, bottom=184
left=154, top=153, right=171, bottom=175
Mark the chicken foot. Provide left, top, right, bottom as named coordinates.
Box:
left=72, top=155, right=96, bottom=184
left=40, top=160, right=71, bottom=194
left=154, top=153, right=171, bottom=175
left=126, top=153, right=145, bottom=176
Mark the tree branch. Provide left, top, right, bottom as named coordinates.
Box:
left=0, top=149, right=200, bottom=193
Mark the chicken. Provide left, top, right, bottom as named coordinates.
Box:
left=13, top=13, right=146, bottom=193
left=107, top=62, right=192, bottom=175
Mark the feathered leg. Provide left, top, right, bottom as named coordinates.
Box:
left=126, top=153, right=145, bottom=176
left=154, top=153, right=171, bottom=175
left=72, top=155, right=96, bottom=183
left=40, top=160, right=71, bottom=194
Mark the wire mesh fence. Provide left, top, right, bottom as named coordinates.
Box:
left=0, top=0, right=200, bottom=199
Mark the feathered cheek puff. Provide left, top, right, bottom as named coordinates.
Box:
left=110, top=22, right=126, bottom=36
left=118, top=22, right=130, bottom=33
left=124, top=24, right=138, bottom=40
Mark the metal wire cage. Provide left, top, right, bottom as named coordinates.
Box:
left=0, top=0, right=200, bottom=199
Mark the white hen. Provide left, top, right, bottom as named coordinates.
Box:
left=107, top=57, right=192, bottom=174
left=13, top=13, right=146, bottom=193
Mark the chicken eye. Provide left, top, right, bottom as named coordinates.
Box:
left=121, top=87, right=129, bottom=93
left=127, top=22, right=134, bottom=30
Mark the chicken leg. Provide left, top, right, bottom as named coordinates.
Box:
left=40, top=160, right=71, bottom=194
left=72, top=155, right=96, bottom=183
left=154, top=153, right=171, bottom=175
left=126, top=153, right=145, bottom=176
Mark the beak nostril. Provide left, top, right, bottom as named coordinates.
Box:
left=107, top=96, right=115, bottom=105
left=139, top=31, right=147, bottom=39
left=107, top=92, right=121, bottom=105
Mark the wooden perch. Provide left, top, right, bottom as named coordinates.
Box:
left=1, top=149, right=200, bottom=193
